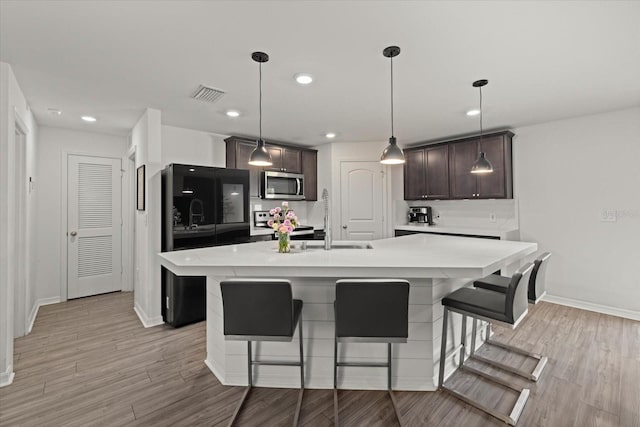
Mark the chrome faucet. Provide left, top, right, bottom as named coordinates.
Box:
left=322, top=188, right=331, bottom=250
left=189, top=198, right=204, bottom=228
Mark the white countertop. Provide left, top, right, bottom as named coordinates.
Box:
left=395, top=224, right=519, bottom=238
left=159, top=234, right=536, bottom=279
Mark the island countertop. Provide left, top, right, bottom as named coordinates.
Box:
left=158, top=233, right=537, bottom=279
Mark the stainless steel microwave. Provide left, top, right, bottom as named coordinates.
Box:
left=261, top=171, right=305, bottom=200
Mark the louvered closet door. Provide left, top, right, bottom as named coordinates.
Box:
left=67, top=155, right=122, bottom=299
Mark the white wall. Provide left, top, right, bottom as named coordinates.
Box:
left=34, top=127, right=128, bottom=301
left=515, top=107, right=640, bottom=315
left=0, top=62, right=38, bottom=386
left=161, top=125, right=226, bottom=168
left=131, top=109, right=163, bottom=327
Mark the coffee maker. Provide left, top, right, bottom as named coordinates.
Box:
left=408, top=206, right=434, bottom=225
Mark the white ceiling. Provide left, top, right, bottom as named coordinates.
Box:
left=1, top=1, right=639, bottom=146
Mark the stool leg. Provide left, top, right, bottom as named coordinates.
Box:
left=438, top=307, right=449, bottom=388
left=387, top=343, right=404, bottom=426
left=227, top=341, right=253, bottom=427
left=293, top=316, right=305, bottom=427
left=333, top=324, right=339, bottom=426
left=248, top=341, right=253, bottom=386
left=459, top=314, right=467, bottom=367
left=470, top=318, right=477, bottom=356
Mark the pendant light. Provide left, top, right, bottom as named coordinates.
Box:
left=248, top=51, right=273, bottom=167
left=470, top=79, right=493, bottom=174
left=380, top=46, right=405, bottom=165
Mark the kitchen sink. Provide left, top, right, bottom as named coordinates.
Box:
left=290, top=241, right=374, bottom=250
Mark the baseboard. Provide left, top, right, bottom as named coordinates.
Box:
left=543, top=294, right=640, bottom=321
left=133, top=302, right=164, bottom=328
left=27, top=297, right=61, bottom=334
left=204, top=358, right=226, bottom=384
left=0, top=367, right=15, bottom=388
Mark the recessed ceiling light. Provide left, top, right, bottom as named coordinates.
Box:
left=466, top=109, right=481, bottom=116
left=48, top=108, right=62, bottom=116
left=188, top=168, right=195, bottom=172
left=81, top=116, right=97, bottom=122
left=226, top=110, right=240, bottom=117
left=294, top=73, right=313, bottom=85
left=325, top=133, right=336, bottom=139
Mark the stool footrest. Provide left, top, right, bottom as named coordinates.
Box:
left=460, top=365, right=521, bottom=392
left=252, top=360, right=302, bottom=367
left=442, top=384, right=529, bottom=426
left=336, top=361, right=389, bottom=368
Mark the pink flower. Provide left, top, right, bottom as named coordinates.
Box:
left=267, top=219, right=274, bottom=226
left=274, top=206, right=282, bottom=213
left=287, top=226, right=293, bottom=233
left=279, top=225, right=289, bottom=234
left=284, top=219, right=291, bottom=227
left=282, top=201, right=289, bottom=207
left=269, top=208, right=275, bottom=215
left=286, top=211, right=295, bottom=219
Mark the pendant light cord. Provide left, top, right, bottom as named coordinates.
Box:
left=479, top=85, right=483, bottom=141
left=390, top=55, right=394, bottom=138
left=259, top=62, right=263, bottom=140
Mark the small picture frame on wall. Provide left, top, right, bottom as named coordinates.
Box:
left=136, top=165, right=145, bottom=211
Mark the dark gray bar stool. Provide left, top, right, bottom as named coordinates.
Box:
left=333, top=279, right=410, bottom=427
left=220, top=279, right=304, bottom=427
left=439, top=263, right=534, bottom=426
left=471, top=252, right=552, bottom=381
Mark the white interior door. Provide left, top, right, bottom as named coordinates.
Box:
left=340, top=161, right=384, bottom=240
left=67, top=155, right=122, bottom=299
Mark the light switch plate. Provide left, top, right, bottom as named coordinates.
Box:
left=600, top=209, right=617, bottom=222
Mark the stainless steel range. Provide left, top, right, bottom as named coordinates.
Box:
left=253, top=210, right=315, bottom=239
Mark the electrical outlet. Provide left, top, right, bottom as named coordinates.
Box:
left=600, top=209, right=617, bottom=222
left=489, top=213, right=497, bottom=223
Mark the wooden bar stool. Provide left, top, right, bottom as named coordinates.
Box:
left=333, top=279, right=410, bottom=427
left=439, top=263, right=534, bottom=426
left=471, top=252, right=552, bottom=381
left=220, top=279, right=305, bottom=427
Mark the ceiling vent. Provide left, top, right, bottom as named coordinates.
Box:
left=191, top=85, right=226, bottom=103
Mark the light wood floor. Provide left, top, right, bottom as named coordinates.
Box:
left=1, top=292, right=638, bottom=426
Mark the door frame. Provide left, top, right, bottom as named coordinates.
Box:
left=60, top=152, right=124, bottom=301
left=13, top=113, right=28, bottom=337
left=337, top=160, right=388, bottom=240
left=122, top=146, right=136, bottom=292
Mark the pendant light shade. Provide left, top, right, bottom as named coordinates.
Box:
left=380, top=46, right=405, bottom=165
left=470, top=79, right=493, bottom=174
left=470, top=151, right=493, bottom=174
left=248, top=51, right=273, bottom=167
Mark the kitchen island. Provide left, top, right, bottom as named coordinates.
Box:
left=158, top=233, right=537, bottom=391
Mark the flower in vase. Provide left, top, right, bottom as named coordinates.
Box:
left=271, top=202, right=297, bottom=235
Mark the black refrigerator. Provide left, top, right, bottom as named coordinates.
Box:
left=161, top=164, right=250, bottom=327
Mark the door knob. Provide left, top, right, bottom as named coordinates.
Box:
left=342, top=225, right=347, bottom=229
left=70, top=231, right=77, bottom=237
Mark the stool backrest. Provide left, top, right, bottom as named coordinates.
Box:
left=505, top=263, right=534, bottom=323
left=529, top=252, right=552, bottom=302
left=220, top=279, right=295, bottom=337
left=335, top=280, right=409, bottom=339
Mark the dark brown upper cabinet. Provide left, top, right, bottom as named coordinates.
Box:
left=225, top=136, right=317, bottom=199
left=301, top=150, right=317, bottom=201
left=404, top=130, right=513, bottom=201
left=265, top=145, right=302, bottom=173
left=404, top=144, right=450, bottom=200
left=449, top=131, right=513, bottom=199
